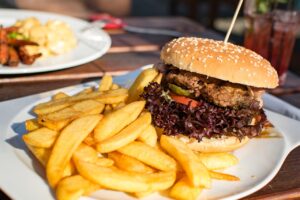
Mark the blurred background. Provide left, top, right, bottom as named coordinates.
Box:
left=1, top=0, right=299, bottom=75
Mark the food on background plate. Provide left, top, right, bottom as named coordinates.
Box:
left=142, top=37, right=279, bottom=152
left=20, top=36, right=278, bottom=200
left=14, top=17, right=77, bottom=58
left=0, top=17, right=77, bottom=67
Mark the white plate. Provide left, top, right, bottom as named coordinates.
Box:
left=0, top=9, right=111, bottom=74
left=1, top=66, right=300, bottom=200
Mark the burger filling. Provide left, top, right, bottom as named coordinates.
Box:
left=141, top=64, right=268, bottom=141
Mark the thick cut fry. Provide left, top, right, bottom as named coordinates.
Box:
left=25, top=119, right=42, bottom=131
left=7, top=38, right=38, bottom=46
left=118, top=141, right=176, bottom=171
left=134, top=171, right=176, bottom=192
left=83, top=134, right=95, bottom=146
left=73, top=143, right=114, bottom=167
left=56, top=175, right=100, bottom=200
left=7, top=46, right=20, bottom=66
left=160, top=135, right=211, bottom=188
left=127, top=68, right=158, bottom=103
left=34, top=88, right=127, bottom=115
left=169, top=176, right=203, bottom=200
left=103, top=104, right=113, bottom=114
left=24, top=143, right=75, bottom=177
left=152, top=73, right=163, bottom=84
left=75, top=87, right=94, bottom=96
left=98, top=74, right=113, bottom=91
left=76, top=161, right=149, bottom=193
left=94, top=101, right=145, bottom=142
left=0, top=27, right=8, bottom=65
left=209, top=171, right=240, bottom=181
left=196, top=152, right=239, bottom=170
left=25, top=145, right=51, bottom=166
left=138, top=125, right=157, bottom=147
left=52, top=92, right=69, bottom=100
left=108, top=152, right=155, bottom=174
left=110, top=83, right=119, bottom=90
left=38, top=100, right=104, bottom=131
left=23, top=127, right=58, bottom=148
left=96, top=112, right=151, bottom=153
left=47, top=115, right=102, bottom=188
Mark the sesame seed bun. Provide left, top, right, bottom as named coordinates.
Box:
left=161, top=37, right=279, bottom=88
left=175, top=134, right=249, bottom=152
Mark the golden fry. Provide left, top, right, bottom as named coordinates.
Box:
left=152, top=73, right=163, bottom=84
left=96, top=112, right=151, bottom=153
left=76, top=161, right=149, bottom=193
left=196, top=152, right=239, bottom=170
left=98, top=74, right=113, bottom=92
left=23, top=127, right=58, bottom=148
left=138, top=125, right=157, bottom=147
left=160, top=135, right=211, bottom=188
left=169, top=176, right=203, bottom=200
left=52, top=92, right=69, bottom=100
left=108, top=152, right=155, bottom=174
left=127, top=68, right=158, bottom=103
left=209, top=171, right=240, bottom=181
left=118, top=141, right=176, bottom=171
left=47, top=115, right=102, bottom=188
left=25, top=119, right=42, bottom=131
left=56, top=175, right=100, bottom=200
left=94, top=101, right=145, bottom=142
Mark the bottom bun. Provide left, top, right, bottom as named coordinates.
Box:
left=174, top=134, right=249, bottom=152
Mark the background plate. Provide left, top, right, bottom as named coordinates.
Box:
left=0, top=9, right=111, bottom=74
left=0, top=67, right=300, bottom=200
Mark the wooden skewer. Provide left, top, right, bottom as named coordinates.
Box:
left=224, top=0, right=244, bottom=44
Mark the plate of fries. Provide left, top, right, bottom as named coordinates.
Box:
left=0, top=9, right=111, bottom=74
left=1, top=65, right=300, bottom=200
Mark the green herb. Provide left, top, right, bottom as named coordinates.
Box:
left=7, top=32, right=27, bottom=40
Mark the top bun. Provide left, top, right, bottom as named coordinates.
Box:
left=161, top=37, right=278, bottom=88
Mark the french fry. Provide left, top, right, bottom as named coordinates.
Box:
left=24, top=143, right=75, bottom=177
left=138, top=125, right=157, bottom=147
left=94, top=101, right=145, bottom=142
left=83, top=134, right=95, bottom=146
left=38, top=100, right=104, bottom=131
left=73, top=143, right=114, bottom=167
left=96, top=112, right=151, bottom=153
left=110, top=83, right=120, bottom=90
left=118, top=141, right=176, bottom=171
left=76, top=160, right=149, bottom=193
left=0, top=27, right=8, bottom=65
left=25, top=119, right=42, bottom=131
left=47, top=115, right=102, bottom=188
left=209, top=171, right=240, bottom=181
left=34, top=88, right=127, bottom=115
left=23, top=127, right=58, bottom=148
left=7, top=38, right=38, bottom=47
left=108, top=152, right=155, bottom=174
left=7, top=46, right=20, bottom=66
left=127, top=68, right=158, bottom=103
left=25, top=145, right=51, bottom=166
left=152, top=73, right=163, bottom=84
left=56, top=175, right=100, bottom=200
left=160, top=135, right=211, bottom=188
left=52, top=92, right=69, bottom=100
left=169, top=176, right=203, bottom=200
left=103, top=104, right=113, bottom=114
left=75, top=87, right=94, bottom=96
left=98, top=74, right=113, bottom=92
left=196, top=152, right=239, bottom=170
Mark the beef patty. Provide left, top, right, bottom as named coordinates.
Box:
left=162, top=67, right=264, bottom=109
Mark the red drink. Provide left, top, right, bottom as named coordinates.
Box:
left=244, top=10, right=300, bottom=84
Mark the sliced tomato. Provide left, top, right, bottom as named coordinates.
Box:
left=170, top=94, right=200, bottom=108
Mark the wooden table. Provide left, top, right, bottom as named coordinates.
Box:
left=1, top=16, right=300, bottom=200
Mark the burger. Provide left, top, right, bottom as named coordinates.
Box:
left=141, top=37, right=279, bottom=152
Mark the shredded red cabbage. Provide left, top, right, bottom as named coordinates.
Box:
left=142, top=82, right=267, bottom=141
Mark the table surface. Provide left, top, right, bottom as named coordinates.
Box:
left=1, top=16, right=300, bottom=200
